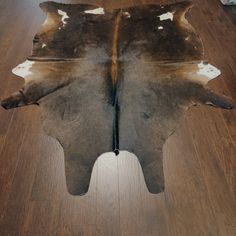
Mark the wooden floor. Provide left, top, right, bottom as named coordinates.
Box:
left=0, top=0, right=236, bottom=235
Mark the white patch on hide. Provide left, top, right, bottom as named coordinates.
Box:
left=158, top=26, right=164, bottom=30
left=197, top=62, right=221, bottom=80
left=42, top=43, right=46, bottom=48
left=205, top=101, right=215, bottom=106
left=123, top=12, right=131, bottom=18
left=58, top=9, right=69, bottom=26
left=84, top=7, right=105, bottom=15
left=220, top=0, right=236, bottom=5
left=12, top=60, right=34, bottom=78
left=158, top=12, right=174, bottom=21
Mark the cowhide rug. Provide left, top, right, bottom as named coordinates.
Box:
left=1, top=1, right=234, bottom=195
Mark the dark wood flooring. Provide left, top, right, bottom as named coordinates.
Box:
left=0, top=0, right=236, bottom=235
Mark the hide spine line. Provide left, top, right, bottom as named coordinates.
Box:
left=111, top=10, right=122, bottom=155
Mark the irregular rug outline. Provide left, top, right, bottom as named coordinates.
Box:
left=1, top=1, right=234, bottom=195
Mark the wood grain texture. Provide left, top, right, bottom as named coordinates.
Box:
left=0, top=0, right=235, bottom=235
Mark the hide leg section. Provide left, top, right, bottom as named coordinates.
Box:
left=1, top=79, right=70, bottom=110
left=1, top=82, right=47, bottom=110
left=1, top=90, right=30, bottom=109
left=138, top=153, right=165, bottom=194
left=64, top=155, right=95, bottom=196
left=200, top=89, right=234, bottom=109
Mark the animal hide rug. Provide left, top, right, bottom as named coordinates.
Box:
left=1, top=1, right=234, bottom=195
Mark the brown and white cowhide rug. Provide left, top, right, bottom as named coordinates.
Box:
left=1, top=1, right=234, bottom=195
